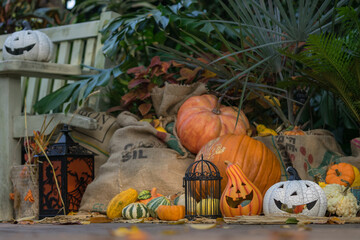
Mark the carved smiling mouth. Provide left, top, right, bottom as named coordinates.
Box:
left=5, top=43, right=35, bottom=55
left=226, top=190, right=254, bottom=208
left=274, top=199, right=317, bottom=214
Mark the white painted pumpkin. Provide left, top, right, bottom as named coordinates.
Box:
left=2, top=30, right=53, bottom=62
left=263, top=167, right=327, bottom=217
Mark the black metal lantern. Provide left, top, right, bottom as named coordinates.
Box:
left=37, top=125, right=95, bottom=219
left=183, top=155, right=222, bottom=219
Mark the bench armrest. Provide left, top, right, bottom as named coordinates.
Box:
left=0, top=60, right=82, bottom=79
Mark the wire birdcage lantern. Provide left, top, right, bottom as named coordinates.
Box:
left=183, top=155, right=222, bottom=219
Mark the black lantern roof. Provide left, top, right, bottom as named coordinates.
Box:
left=184, top=155, right=222, bottom=181
left=37, top=124, right=95, bottom=157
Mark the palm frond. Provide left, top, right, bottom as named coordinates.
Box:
left=285, top=32, right=360, bottom=125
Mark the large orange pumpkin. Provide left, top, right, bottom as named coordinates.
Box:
left=176, top=94, right=250, bottom=154
left=195, top=134, right=281, bottom=196
left=220, top=162, right=262, bottom=217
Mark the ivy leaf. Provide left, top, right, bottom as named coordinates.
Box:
left=169, top=3, right=182, bottom=14
left=200, top=22, right=214, bottom=36
left=152, top=10, right=169, bottom=29
left=285, top=217, right=299, bottom=224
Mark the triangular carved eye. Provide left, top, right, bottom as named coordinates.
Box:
left=231, top=184, right=234, bottom=188
left=291, top=191, right=297, bottom=196
left=278, top=184, right=284, bottom=188
left=241, top=182, right=246, bottom=186
left=305, top=184, right=310, bottom=188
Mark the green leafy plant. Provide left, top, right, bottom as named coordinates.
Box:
left=0, top=0, right=75, bottom=34
left=33, top=0, right=218, bottom=114
left=154, top=0, right=349, bottom=129
left=284, top=6, right=360, bottom=128
left=106, top=55, right=216, bottom=117
left=33, top=59, right=134, bottom=114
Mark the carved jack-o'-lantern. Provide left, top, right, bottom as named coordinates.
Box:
left=263, top=167, right=327, bottom=217
left=220, top=162, right=263, bottom=217
left=2, top=30, right=54, bottom=62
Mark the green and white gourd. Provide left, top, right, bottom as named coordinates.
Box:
left=122, top=203, right=149, bottom=219
left=174, top=194, right=196, bottom=214
left=138, top=190, right=151, bottom=200
left=146, top=196, right=171, bottom=218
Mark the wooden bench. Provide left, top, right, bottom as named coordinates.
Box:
left=0, top=11, right=118, bottom=221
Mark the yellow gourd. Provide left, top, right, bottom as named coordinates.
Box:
left=106, top=188, right=138, bottom=219
left=351, top=166, right=360, bottom=187
left=254, top=122, right=278, bottom=137
left=196, top=198, right=220, bottom=215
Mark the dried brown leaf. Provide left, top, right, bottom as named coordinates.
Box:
left=89, top=216, right=112, bottom=223
left=112, top=226, right=149, bottom=240
left=188, top=224, right=217, bottom=230
left=327, top=217, right=345, bottom=224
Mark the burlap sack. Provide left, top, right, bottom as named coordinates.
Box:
left=256, top=130, right=360, bottom=182
left=71, top=109, right=119, bottom=176
left=79, top=112, right=194, bottom=213
left=151, top=82, right=208, bottom=118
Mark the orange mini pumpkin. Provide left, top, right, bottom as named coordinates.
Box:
left=156, top=205, right=185, bottom=221
left=220, top=162, right=262, bottom=217
left=325, top=163, right=355, bottom=186
left=283, top=126, right=305, bottom=135
left=176, top=94, right=250, bottom=154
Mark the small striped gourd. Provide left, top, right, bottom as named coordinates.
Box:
left=146, top=196, right=171, bottom=218
left=122, top=203, right=149, bottom=219
left=174, top=194, right=196, bottom=214
left=138, top=190, right=151, bottom=200
left=174, top=194, right=185, bottom=206
left=106, top=188, right=138, bottom=219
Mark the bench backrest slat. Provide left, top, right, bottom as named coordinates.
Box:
left=0, top=11, right=119, bottom=114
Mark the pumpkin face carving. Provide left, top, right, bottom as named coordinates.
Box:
left=3, top=30, right=53, bottom=62
left=220, top=162, right=263, bottom=217
left=263, top=167, right=327, bottom=217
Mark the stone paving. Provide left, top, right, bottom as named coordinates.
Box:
left=1, top=222, right=360, bottom=240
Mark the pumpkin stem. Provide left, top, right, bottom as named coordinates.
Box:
left=212, top=93, right=226, bottom=115
left=341, top=179, right=351, bottom=195
left=335, top=169, right=341, bottom=177
left=224, top=161, right=232, bottom=166
left=286, top=166, right=302, bottom=181
left=22, top=20, right=32, bottom=30
left=151, top=187, right=158, bottom=197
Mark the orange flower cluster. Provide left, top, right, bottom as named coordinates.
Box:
left=24, top=190, right=35, bottom=203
